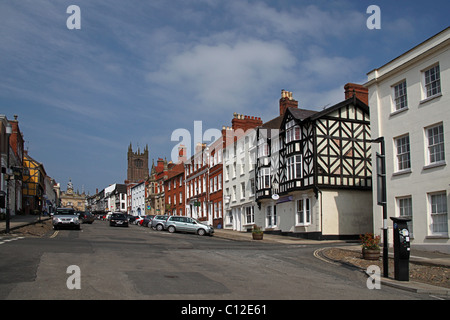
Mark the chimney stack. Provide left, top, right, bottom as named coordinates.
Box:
left=344, top=83, right=369, bottom=105
left=178, top=144, right=187, bottom=163
left=231, top=113, right=263, bottom=132
left=279, top=89, right=298, bottom=115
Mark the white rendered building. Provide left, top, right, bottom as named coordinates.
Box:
left=366, top=27, right=450, bottom=253
left=223, top=126, right=258, bottom=231
left=131, top=181, right=146, bottom=216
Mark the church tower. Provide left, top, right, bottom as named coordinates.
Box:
left=127, top=143, right=149, bottom=183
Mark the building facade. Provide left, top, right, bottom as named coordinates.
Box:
left=22, top=152, right=47, bottom=214
left=185, top=144, right=209, bottom=221
left=255, top=87, right=373, bottom=239
left=146, top=158, right=168, bottom=215
left=131, top=181, right=146, bottom=216
left=60, top=179, right=86, bottom=211
left=164, top=163, right=185, bottom=216
left=366, top=27, right=450, bottom=252
left=223, top=125, right=258, bottom=231
left=8, top=115, right=24, bottom=215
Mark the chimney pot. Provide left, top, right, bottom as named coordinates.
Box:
left=279, top=89, right=298, bottom=115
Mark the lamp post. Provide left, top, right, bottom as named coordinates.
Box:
left=371, top=137, right=388, bottom=278
left=5, top=122, right=12, bottom=234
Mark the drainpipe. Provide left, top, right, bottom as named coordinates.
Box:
left=314, top=186, right=323, bottom=239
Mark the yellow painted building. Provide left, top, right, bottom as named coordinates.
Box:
left=22, top=152, right=45, bottom=214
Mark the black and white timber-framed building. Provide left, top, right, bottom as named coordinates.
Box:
left=254, top=84, right=373, bottom=240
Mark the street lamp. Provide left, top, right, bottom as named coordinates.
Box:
left=5, top=122, right=12, bottom=233
left=371, top=137, right=388, bottom=278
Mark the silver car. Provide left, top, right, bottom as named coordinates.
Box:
left=151, top=215, right=169, bottom=231
left=165, top=216, right=214, bottom=236
left=52, top=208, right=81, bottom=230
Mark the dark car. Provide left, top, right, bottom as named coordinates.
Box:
left=142, top=215, right=155, bottom=227
left=109, top=213, right=129, bottom=227
left=78, top=211, right=95, bottom=224
left=128, top=215, right=138, bottom=224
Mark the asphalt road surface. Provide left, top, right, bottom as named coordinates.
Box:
left=0, top=220, right=437, bottom=302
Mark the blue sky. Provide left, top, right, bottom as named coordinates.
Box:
left=1, top=0, right=449, bottom=195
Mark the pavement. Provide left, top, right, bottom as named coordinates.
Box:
left=213, top=228, right=450, bottom=296
left=0, top=214, right=50, bottom=234
left=1, top=215, right=449, bottom=296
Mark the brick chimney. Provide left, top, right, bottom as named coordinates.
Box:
left=279, top=90, right=298, bottom=115
left=344, top=83, right=368, bottom=105
left=178, top=144, right=187, bottom=163
left=231, top=113, right=263, bottom=132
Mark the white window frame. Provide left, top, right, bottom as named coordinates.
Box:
left=258, top=168, right=271, bottom=189
left=286, top=120, right=300, bottom=143
left=296, top=197, right=311, bottom=226
left=286, top=155, right=302, bottom=180
left=258, top=138, right=269, bottom=158
left=426, top=123, right=445, bottom=165
left=394, top=134, right=411, bottom=172
left=423, top=64, right=441, bottom=99
left=392, top=80, right=408, bottom=111
left=266, top=205, right=277, bottom=228
left=428, top=192, right=448, bottom=236
left=245, top=206, right=254, bottom=225
left=397, top=196, right=413, bottom=237
left=249, top=178, right=255, bottom=196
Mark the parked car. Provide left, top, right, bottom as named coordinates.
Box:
left=142, top=215, right=155, bottom=227
left=109, top=213, right=129, bottom=227
left=151, top=215, right=169, bottom=231
left=78, top=211, right=95, bottom=224
left=165, top=216, right=214, bottom=236
left=52, top=208, right=81, bottom=230
left=134, top=216, right=145, bottom=225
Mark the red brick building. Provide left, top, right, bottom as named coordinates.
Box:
left=185, top=143, right=209, bottom=222
left=164, top=162, right=185, bottom=216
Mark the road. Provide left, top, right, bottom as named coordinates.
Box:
left=0, top=220, right=437, bottom=301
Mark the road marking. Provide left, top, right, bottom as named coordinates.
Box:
left=0, top=237, right=25, bottom=245
left=50, top=231, right=59, bottom=238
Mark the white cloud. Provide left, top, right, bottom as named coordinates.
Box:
left=228, top=1, right=365, bottom=41
left=299, top=46, right=368, bottom=86
left=147, top=39, right=296, bottom=114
